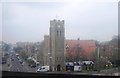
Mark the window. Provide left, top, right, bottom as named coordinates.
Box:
left=57, top=31, right=59, bottom=36
left=57, top=31, right=61, bottom=37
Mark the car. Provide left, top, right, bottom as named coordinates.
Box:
left=17, top=57, right=20, bottom=60
left=36, top=62, right=40, bottom=66
left=36, top=66, right=50, bottom=72
left=30, top=64, right=36, bottom=68
left=11, top=58, right=14, bottom=61
left=16, top=54, right=19, bottom=57
left=21, top=62, right=24, bottom=66
left=2, top=61, right=6, bottom=64
left=74, top=66, right=82, bottom=72
left=19, top=59, right=23, bottom=64
left=2, top=57, right=7, bottom=64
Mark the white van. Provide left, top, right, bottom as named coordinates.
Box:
left=36, top=66, right=50, bottom=72
left=74, top=66, right=82, bottom=72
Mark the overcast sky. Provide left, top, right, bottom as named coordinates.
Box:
left=1, top=0, right=119, bottom=43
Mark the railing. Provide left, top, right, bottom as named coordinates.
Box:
left=2, top=71, right=118, bottom=77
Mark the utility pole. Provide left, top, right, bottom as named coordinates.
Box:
left=97, top=47, right=100, bottom=73
left=77, top=38, right=80, bottom=63
left=96, top=41, right=100, bottom=73
left=35, top=48, right=38, bottom=72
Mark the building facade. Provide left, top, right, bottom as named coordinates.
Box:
left=49, top=19, right=65, bottom=71
left=65, top=40, right=96, bottom=61
left=43, top=35, right=50, bottom=65
left=40, top=19, right=97, bottom=71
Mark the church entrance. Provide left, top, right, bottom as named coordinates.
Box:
left=57, top=64, right=61, bottom=71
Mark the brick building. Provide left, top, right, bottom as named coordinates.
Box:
left=65, top=39, right=96, bottom=61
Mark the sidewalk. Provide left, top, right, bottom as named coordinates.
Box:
left=2, top=55, right=14, bottom=71
left=2, top=64, right=9, bottom=71
left=2, top=56, right=10, bottom=71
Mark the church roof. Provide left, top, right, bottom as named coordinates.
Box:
left=65, top=40, right=96, bottom=59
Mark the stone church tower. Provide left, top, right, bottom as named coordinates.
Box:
left=49, top=19, right=65, bottom=71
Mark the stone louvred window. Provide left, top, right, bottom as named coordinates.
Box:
left=57, top=31, right=59, bottom=37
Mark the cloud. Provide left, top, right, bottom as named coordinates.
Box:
left=2, top=1, right=118, bottom=43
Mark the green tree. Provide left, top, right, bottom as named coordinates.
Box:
left=19, top=50, right=28, bottom=60
left=3, top=43, right=11, bottom=52
left=13, top=47, right=23, bottom=53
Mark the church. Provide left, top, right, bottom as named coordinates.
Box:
left=39, top=19, right=96, bottom=71
left=42, top=19, right=65, bottom=71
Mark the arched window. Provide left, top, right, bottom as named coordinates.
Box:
left=57, top=31, right=61, bottom=37
left=57, top=31, right=59, bottom=36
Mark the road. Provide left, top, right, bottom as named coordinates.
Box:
left=9, top=53, right=26, bottom=72
left=7, top=53, right=36, bottom=72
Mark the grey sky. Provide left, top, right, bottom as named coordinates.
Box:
left=1, top=0, right=118, bottom=43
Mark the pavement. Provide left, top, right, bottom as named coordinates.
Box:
left=7, top=53, right=36, bottom=72
left=2, top=55, right=10, bottom=71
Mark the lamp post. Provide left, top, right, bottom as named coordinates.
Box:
left=35, top=48, right=38, bottom=72
left=97, top=47, right=100, bottom=73
left=96, top=41, right=100, bottom=73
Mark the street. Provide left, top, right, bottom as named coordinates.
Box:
left=2, top=53, right=36, bottom=72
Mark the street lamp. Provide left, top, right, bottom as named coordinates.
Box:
left=97, top=47, right=100, bottom=73
left=96, top=41, right=100, bottom=73
left=35, top=48, right=38, bottom=71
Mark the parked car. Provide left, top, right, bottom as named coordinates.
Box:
left=19, top=59, right=23, bottom=64
left=11, top=58, right=14, bottom=61
left=30, top=63, right=36, bottom=68
left=36, top=66, right=50, bottom=72
left=74, top=66, right=82, bottom=72
left=36, top=62, right=40, bottom=66
left=16, top=53, right=19, bottom=57
left=2, top=60, right=7, bottom=64
left=2, top=57, right=7, bottom=64
left=21, top=62, right=24, bottom=66
left=17, top=56, right=20, bottom=60
left=66, top=62, right=74, bottom=71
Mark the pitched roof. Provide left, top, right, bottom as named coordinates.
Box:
left=65, top=40, right=96, bottom=59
